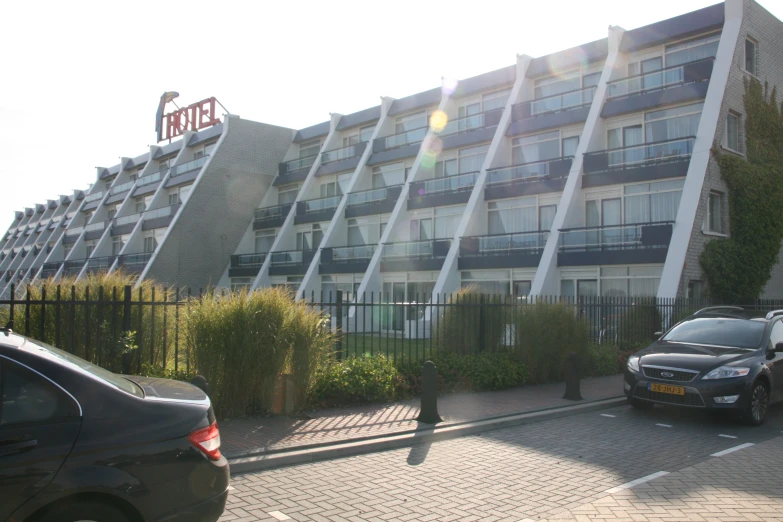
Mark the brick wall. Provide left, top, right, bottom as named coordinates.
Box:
left=147, top=118, right=293, bottom=290
left=679, top=0, right=783, bottom=298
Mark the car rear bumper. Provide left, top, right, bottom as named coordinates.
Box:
left=156, top=487, right=229, bottom=522
left=625, top=370, right=751, bottom=410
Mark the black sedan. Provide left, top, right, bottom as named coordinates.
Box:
left=0, top=328, right=229, bottom=522
left=625, top=306, right=783, bottom=425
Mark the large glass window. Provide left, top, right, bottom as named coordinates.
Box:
left=488, top=197, right=538, bottom=234
left=744, top=38, right=757, bottom=75
left=666, top=32, right=720, bottom=67
left=278, top=184, right=299, bottom=205
left=644, top=103, right=703, bottom=143
left=372, top=163, right=405, bottom=188
left=359, top=125, right=375, bottom=143
left=296, top=224, right=323, bottom=250
left=708, top=191, right=724, bottom=233
left=534, top=71, right=581, bottom=99
left=599, top=266, right=663, bottom=297
left=482, top=89, right=511, bottom=112
left=347, top=215, right=387, bottom=246
left=299, top=140, right=321, bottom=158
left=255, top=229, right=276, bottom=253
left=511, top=131, right=560, bottom=165
left=726, top=112, right=740, bottom=152
left=395, top=111, right=427, bottom=133
left=624, top=180, right=684, bottom=224
left=458, top=144, right=489, bottom=173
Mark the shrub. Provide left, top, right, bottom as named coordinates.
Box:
left=585, top=344, right=620, bottom=377
left=310, top=354, right=398, bottom=407
left=435, top=287, right=506, bottom=355
left=510, top=301, right=589, bottom=384
left=617, top=299, right=662, bottom=349
left=185, top=287, right=332, bottom=419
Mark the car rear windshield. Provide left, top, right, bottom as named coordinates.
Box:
left=662, top=318, right=766, bottom=349
left=25, top=339, right=144, bottom=397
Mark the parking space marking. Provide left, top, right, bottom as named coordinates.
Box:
left=601, top=414, right=616, bottom=418
left=268, top=512, right=291, bottom=521
left=604, top=471, right=669, bottom=494
left=656, top=423, right=673, bottom=428
left=718, top=434, right=738, bottom=439
left=711, top=442, right=755, bottom=457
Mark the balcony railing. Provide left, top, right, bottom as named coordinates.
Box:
left=377, top=126, right=428, bottom=150
left=86, top=256, right=116, bottom=270
left=583, top=137, right=695, bottom=174
left=84, top=191, right=104, bottom=203
left=346, top=186, right=401, bottom=207
left=110, top=180, right=135, bottom=195
left=231, top=253, right=267, bottom=268
left=144, top=204, right=180, bottom=220
left=417, top=172, right=478, bottom=196
left=281, top=154, right=317, bottom=173
left=321, top=142, right=367, bottom=163
left=64, top=226, right=84, bottom=237
left=383, top=239, right=451, bottom=259
left=136, top=170, right=164, bottom=187
left=63, top=259, right=86, bottom=274
left=607, top=58, right=715, bottom=99
left=114, top=213, right=141, bottom=227
left=85, top=222, right=105, bottom=233
left=270, top=250, right=314, bottom=266
left=462, top=231, right=549, bottom=256
left=329, top=245, right=376, bottom=262
left=118, top=252, right=152, bottom=267
left=487, top=157, right=572, bottom=186
left=300, top=195, right=341, bottom=214
left=526, top=86, right=597, bottom=116
left=254, top=203, right=292, bottom=222
left=559, top=222, right=675, bottom=252
left=169, top=156, right=208, bottom=178
left=438, top=109, right=503, bottom=137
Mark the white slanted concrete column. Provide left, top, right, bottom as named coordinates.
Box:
left=431, top=55, right=532, bottom=299
left=657, top=0, right=743, bottom=299
left=530, top=25, right=626, bottom=297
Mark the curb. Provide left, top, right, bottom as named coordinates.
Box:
left=228, top=395, right=626, bottom=474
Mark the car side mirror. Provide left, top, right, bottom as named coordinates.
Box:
left=652, top=331, right=663, bottom=341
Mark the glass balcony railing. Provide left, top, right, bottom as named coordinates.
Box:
left=438, top=110, right=501, bottom=137
left=63, top=259, right=86, bottom=274
left=346, top=186, right=400, bottom=207
left=300, top=195, right=341, bottom=214
left=118, top=252, right=152, bottom=267
left=84, top=191, right=104, bottom=203
left=254, top=203, right=292, bottom=222
left=417, top=172, right=478, bottom=196
left=86, top=256, right=116, bottom=270
left=383, top=239, right=450, bottom=259
left=583, top=137, right=695, bottom=173
left=321, top=142, right=366, bottom=163
left=462, top=231, right=549, bottom=256
left=169, top=156, right=208, bottom=178
left=143, top=204, right=180, bottom=220
left=85, top=222, right=105, bottom=233
left=64, top=226, right=84, bottom=237
left=231, top=253, right=267, bottom=268
left=114, top=213, right=141, bottom=227
left=607, top=58, right=715, bottom=98
left=282, top=155, right=317, bottom=173
left=559, top=222, right=675, bottom=252
left=110, top=180, right=135, bottom=195
left=330, top=245, right=375, bottom=262
left=378, top=126, right=428, bottom=150
left=270, top=250, right=312, bottom=265
left=527, top=86, right=596, bottom=116
left=487, top=157, right=572, bottom=186
left=136, top=170, right=164, bottom=187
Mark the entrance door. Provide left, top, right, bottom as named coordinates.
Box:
left=382, top=282, right=405, bottom=332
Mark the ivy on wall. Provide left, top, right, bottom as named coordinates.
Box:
left=700, top=79, right=783, bottom=301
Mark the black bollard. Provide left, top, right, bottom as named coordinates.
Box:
left=191, top=375, right=210, bottom=396
left=416, top=361, right=442, bottom=424
left=563, top=352, right=583, bottom=401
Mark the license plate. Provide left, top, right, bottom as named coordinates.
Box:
left=650, top=383, right=685, bottom=395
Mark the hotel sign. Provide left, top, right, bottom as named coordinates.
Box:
left=156, top=93, right=221, bottom=142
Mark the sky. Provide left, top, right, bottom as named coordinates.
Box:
left=1, top=0, right=781, bottom=233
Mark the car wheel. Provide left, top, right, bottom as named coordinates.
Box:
left=744, top=381, right=769, bottom=426
left=627, top=396, right=653, bottom=409
left=37, top=500, right=130, bottom=522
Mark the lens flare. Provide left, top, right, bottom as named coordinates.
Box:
left=544, top=48, right=588, bottom=80
left=442, top=77, right=459, bottom=96
left=429, top=110, right=448, bottom=133
left=420, top=150, right=438, bottom=169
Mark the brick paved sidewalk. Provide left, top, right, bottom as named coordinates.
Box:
left=221, top=373, right=623, bottom=458
left=545, top=435, right=783, bottom=521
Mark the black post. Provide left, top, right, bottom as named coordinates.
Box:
left=416, top=361, right=442, bottom=424
left=563, top=351, right=583, bottom=401
left=24, top=286, right=31, bottom=336
left=335, top=290, right=343, bottom=361
left=55, top=286, right=61, bottom=347
left=122, top=285, right=132, bottom=333
left=40, top=286, right=46, bottom=341
left=8, top=284, right=14, bottom=330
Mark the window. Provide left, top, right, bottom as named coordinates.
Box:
left=644, top=102, right=703, bottom=143
left=458, top=145, right=489, bottom=173
left=135, top=197, right=145, bottom=213
left=255, top=229, right=276, bottom=253
left=178, top=185, right=192, bottom=204
left=112, top=236, right=125, bottom=256
left=372, top=163, right=405, bottom=188
left=512, top=131, right=561, bottom=165
left=623, top=180, right=684, bottom=224
left=143, top=236, right=157, bottom=253
left=726, top=111, right=740, bottom=152
left=107, top=205, right=120, bottom=221
left=482, top=89, right=511, bottom=112
left=707, top=191, right=724, bottom=234
left=299, top=140, right=321, bottom=158
left=231, top=277, right=253, bottom=292
left=770, top=321, right=783, bottom=351
left=342, top=134, right=359, bottom=147
left=460, top=270, right=533, bottom=298
left=296, top=224, right=323, bottom=250
left=85, top=242, right=95, bottom=258
left=665, top=32, right=720, bottom=67
left=488, top=197, right=539, bottom=234
left=278, top=184, right=300, bottom=205
left=687, top=280, right=703, bottom=299
left=395, top=111, right=428, bottom=134
left=168, top=191, right=179, bottom=206
left=63, top=243, right=73, bottom=256
left=0, top=359, right=80, bottom=426
left=319, top=181, right=341, bottom=198
left=599, top=266, right=663, bottom=297
left=745, top=38, right=758, bottom=76
left=347, top=215, right=388, bottom=246
left=359, top=125, right=375, bottom=143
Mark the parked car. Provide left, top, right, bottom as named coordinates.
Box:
left=0, top=328, right=229, bottom=522
left=625, top=306, right=783, bottom=425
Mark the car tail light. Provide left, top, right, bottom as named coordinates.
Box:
left=188, top=422, right=221, bottom=461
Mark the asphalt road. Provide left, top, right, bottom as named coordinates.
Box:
left=221, top=402, right=783, bottom=521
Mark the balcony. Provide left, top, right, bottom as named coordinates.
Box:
left=63, top=227, right=83, bottom=244
left=368, top=126, right=428, bottom=166
left=117, top=252, right=152, bottom=273
left=268, top=249, right=316, bottom=276
left=133, top=170, right=165, bottom=196
left=294, top=195, right=341, bottom=225
left=63, top=259, right=86, bottom=277
left=380, top=239, right=451, bottom=272
left=558, top=222, right=674, bottom=266
left=82, top=191, right=105, bottom=211
left=142, top=204, right=180, bottom=230
left=169, top=156, right=209, bottom=178
left=436, top=109, right=503, bottom=150
left=275, top=155, right=317, bottom=186
left=317, top=142, right=368, bottom=177
left=84, top=191, right=104, bottom=203
left=229, top=253, right=266, bottom=278
left=320, top=245, right=375, bottom=274
left=253, top=203, right=292, bottom=230
left=408, top=172, right=478, bottom=210
left=508, top=86, right=596, bottom=136
left=582, top=137, right=694, bottom=187
left=109, top=180, right=135, bottom=196
left=603, top=58, right=714, bottom=118
left=485, top=157, right=573, bottom=200
left=458, top=231, right=548, bottom=270
left=112, top=213, right=141, bottom=235
left=345, top=185, right=402, bottom=218
left=84, top=221, right=106, bottom=240
left=41, top=262, right=62, bottom=279
left=85, top=255, right=116, bottom=273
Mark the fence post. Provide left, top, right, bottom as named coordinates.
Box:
left=478, top=293, right=485, bottom=353
left=8, top=284, right=14, bottom=329
left=122, top=286, right=132, bottom=333
left=335, top=290, right=343, bottom=361
left=40, top=286, right=46, bottom=341
left=24, top=286, right=31, bottom=336
left=55, top=286, right=61, bottom=347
